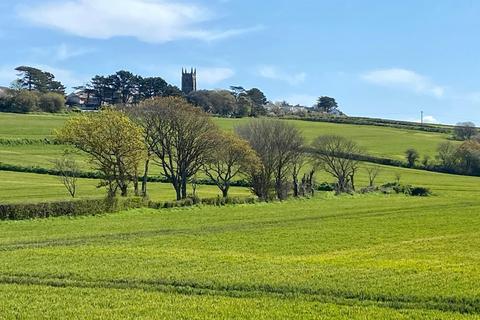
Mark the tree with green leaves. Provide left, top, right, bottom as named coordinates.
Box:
left=56, top=108, right=146, bottom=198
left=246, top=88, right=267, bottom=116
left=314, top=96, right=338, bottom=113
left=14, top=66, right=65, bottom=94
left=405, top=148, right=419, bottom=168
left=203, top=132, right=260, bottom=197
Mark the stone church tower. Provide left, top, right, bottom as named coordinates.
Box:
left=181, top=68, right=197, bottom=94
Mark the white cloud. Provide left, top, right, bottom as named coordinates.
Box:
left=197, top=67, right=234, bottom=86
left=19, top=0, right=257, bottom=43
left=361, top=68, right=445, bottom=98
left=258, top=66, right=306, bottom=85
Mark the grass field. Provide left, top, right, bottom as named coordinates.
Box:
left=0, top=112, right=479, bottom=318
left=0, top=171, right=251, bottom=203
left=0, top=175, right=479, bottom=318
left=0, top=113, right=457, bottom=171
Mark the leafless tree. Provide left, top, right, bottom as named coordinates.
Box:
left=52, top=151, right=80, bottom=198
left=236, top=119, right=304, bottom=200
left=311, top=135, right=362, bottom=193
left=365, top=166, right=381, bottom=187
left=454, top=122, right=477, bottom=141
left=149, top=97, right=218, bottom=200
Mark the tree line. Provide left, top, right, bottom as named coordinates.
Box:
left=56, top=97, right=362, bottom=201
left=0, top=66, right=66, bottom=113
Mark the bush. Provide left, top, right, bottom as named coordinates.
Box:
left=0, top=197, right=146, bottom=220
left=11, top=90, right=39, bottom=113
left=410, top=186, right=431, bottom=197
left=39, top=92, right=65, bottom=113
left=379, top=182, right=431, bottom=197
left=316, top=182, right=336, bottom=191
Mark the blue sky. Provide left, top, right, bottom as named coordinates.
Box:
left=0, top=0, right=479, bottom=124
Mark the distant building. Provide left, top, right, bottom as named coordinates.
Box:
left=181, top=68, right=197, bottom=94
left=66, top=89, right=100, bottom=110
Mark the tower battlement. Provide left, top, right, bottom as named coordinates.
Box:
left=181, top=68, right=197, bottom=94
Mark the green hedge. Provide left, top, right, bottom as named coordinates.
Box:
left=280, top=114, right=452, bottom=134
left=148, top=196, right=257, bottom=209
left=0, top=197, right=146, bottom=220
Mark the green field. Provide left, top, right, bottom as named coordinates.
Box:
left=0, top=113, right=457, bottom=172
left=0, top=112, right=479, bottom=318
left=0, top=176, right=479, bottom=318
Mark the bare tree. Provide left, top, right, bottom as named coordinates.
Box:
left=311, top=135, right=362, bottom=193
left=236, top=119, right=304, bottom=200
left=365, top=166, right=381, bottom=187
left=52, top=151, right=80, bottom=198
left=454, top=122, right=477, bottom=141
left=149, top=97, right=218, bottom=200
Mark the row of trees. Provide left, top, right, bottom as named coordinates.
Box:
left=187, top=87, right=267, bottom=117
left=57, top=97, right=359, bottom=201
left=82, top=70, right=182, bottom=106
left=0, top=89, right=65, bottom=113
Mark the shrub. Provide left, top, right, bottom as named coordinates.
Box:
left=39, top=92, right=65, bottom=113
left=11, top=90, right=39, bottom=113
left=0, top=197, right=146, bottom=220
left=316, top=182, right=336, bottom=191
left=410, top=186, right=431, bottom=197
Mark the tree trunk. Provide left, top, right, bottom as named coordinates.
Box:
left=181, top=179, right=187, bottom=199
left=292, top=173, right=299, bottom=197
left=222, top=186, right=229, bottom=198
left=141, top=158, right=150, bottom=197
left=120, top=184, right=128, bottom=197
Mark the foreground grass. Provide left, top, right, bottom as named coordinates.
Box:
left=0, top=168, right=479, bottom=318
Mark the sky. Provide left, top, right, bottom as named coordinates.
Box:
left=0, top=0, right=480, bottom=124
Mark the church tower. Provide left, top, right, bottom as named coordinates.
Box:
left=181, top=68, right=197, bottom=94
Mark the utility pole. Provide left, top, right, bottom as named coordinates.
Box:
left=421, top=110, right=424, bottom=126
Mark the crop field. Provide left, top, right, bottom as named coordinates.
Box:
left=0, top=113, right=457, bottom=173
left=0, top=113, right=479, bottom=318
left=0, top=171, right=250, bottom=204
left=0, top=171, right=479, bottom=318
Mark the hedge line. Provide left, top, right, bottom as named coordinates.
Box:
left=0, top=138, right=58, bottom=146
left=0, top=162, right=251, bottom=187
left=0, top=197, right=147, bottom=220
left=0, top=196, right=258, bottom=220
left=279, top=114, right=453, bottom=134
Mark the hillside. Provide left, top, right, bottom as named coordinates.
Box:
left=0, top=113, right=458, bottom=175
left=0, top=112, right=480, bottom=318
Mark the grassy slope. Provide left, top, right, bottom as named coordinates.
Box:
left=0, top=172, right=479, bottom=318
left=1, top=112, right=479, bottom=318
left=0, top=113, right=456, bottom=172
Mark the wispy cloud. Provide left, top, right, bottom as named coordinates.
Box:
left=31, top=43, right=94, bottom=61
left=361, top=68, right=445, bottom=98
left=18, top=0, right=258, bottom=43
left=258, top=66, right=306, bottom=85
left=197, top=67, right=234, bottom=86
